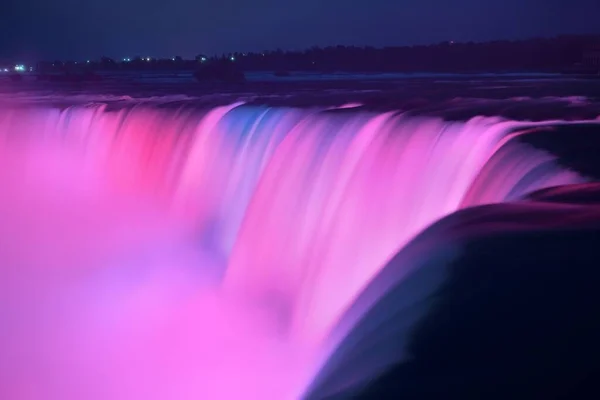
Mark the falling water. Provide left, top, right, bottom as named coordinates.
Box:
left=0, top=103, right=582, bottom=399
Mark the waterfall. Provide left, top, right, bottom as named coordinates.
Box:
left=0, top=103, right=582, bottom=400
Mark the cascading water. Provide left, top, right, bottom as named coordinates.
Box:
left=0, top=103, right=583, bottom=399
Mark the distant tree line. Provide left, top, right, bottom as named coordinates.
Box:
left=35, top=35, right=600, bottom=74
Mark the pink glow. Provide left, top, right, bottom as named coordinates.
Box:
left=0, top=104, right=586, bottom=399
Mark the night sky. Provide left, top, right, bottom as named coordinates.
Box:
left=1, top=0, right=599, bottom=61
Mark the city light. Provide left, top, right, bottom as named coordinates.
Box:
left=14, top=65, right=26, bottom=72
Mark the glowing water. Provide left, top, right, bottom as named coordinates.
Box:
left=0, top=104, right=582, bottom=399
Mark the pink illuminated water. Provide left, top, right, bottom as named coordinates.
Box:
left=0, top=103, right=583, bottom=399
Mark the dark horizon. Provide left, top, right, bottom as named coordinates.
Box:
left=3, top=35, right=598, bottom=78
left=2, top=0, right=600, bottom=61
left=2, top=34, right=599, bottom=67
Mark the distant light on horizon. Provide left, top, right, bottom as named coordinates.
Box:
left=14, top=64, right=26, bottom=72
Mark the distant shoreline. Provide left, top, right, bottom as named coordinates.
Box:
left=3, top=35, right=597, bottom=77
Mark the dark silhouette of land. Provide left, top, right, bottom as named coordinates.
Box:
left=24, top=35, right=600, bottom=77
left=193, top=58, right=246, bottom=83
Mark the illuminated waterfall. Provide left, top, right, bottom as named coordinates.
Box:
left=0, top=103, right=583, bottom=400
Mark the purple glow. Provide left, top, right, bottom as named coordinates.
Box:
left=0, top=104, right=585, bottom=399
